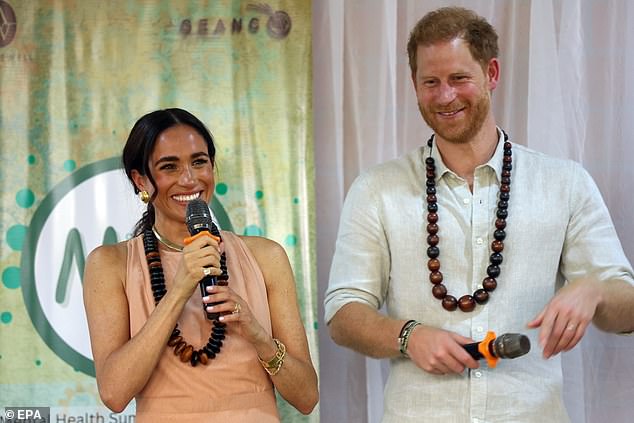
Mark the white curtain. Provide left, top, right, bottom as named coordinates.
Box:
left=314, top=1, right=634, bottom=422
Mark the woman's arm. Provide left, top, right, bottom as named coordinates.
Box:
left=83, top=236, right=220, bottom=412
left=238, top=237, right=319, bottom=414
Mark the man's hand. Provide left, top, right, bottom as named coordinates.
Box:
left=406, top=325, right=479, bottom=374
left=527, top=278, right=602, bottom=358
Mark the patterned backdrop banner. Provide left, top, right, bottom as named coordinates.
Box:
left=0, top=0, right=316, bottom=421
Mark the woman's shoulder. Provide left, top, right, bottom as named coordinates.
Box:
left=235, top=235, right=290, bottom=273
left=237, top=234, right=285, bottom=255
left=85, top=239, right=129, bottom=273
left=237, top=234, right=281, bottom=249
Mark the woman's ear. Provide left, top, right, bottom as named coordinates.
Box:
left=131, top=169, right=148, bottom=194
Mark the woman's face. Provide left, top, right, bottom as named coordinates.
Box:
left=135, top=124, right=215, bottom=230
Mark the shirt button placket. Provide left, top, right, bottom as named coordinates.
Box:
left=469, top=366, right=487, bottom=421
left=470, top=172, right=489, bottom=421
left=470, top=312, right=488, bottom=420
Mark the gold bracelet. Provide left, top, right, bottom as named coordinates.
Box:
left=258, top=338, right=286, bottom=376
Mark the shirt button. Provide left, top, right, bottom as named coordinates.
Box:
left=463, top=198, right=470, bottom=205
left=476, top=237, right=484, bottom=245
left=476, top=326, right=484, bottom=332
left=474, top=371, right=482, bottom=378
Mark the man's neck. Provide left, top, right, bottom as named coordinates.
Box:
left=434, top=119, right=499, bottom=189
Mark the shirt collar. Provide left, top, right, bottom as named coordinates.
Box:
left=426, top=127, right=506, bottom=183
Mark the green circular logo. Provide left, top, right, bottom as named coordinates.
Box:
left=21, top=157, right=233, bottom=376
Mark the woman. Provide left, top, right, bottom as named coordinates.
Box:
left=83, top=108, right=318, bottom=422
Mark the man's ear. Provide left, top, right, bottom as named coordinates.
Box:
left=487, top=58, right=500, bottom=91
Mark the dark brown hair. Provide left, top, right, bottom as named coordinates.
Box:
left=407, top=7, right=499, bottom=77
left=122, top=108, right=216, bottom=236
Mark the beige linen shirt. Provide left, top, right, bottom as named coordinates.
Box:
left=325, top=131, right=634, bottom=423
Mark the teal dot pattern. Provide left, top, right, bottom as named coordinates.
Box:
left=216, top=183, right=228, bottom=195
left=27, top=154, right=36, bottom=165
left=255, top=190, right=263, bottom=200
left=6, top=224, right=28, bottom=251
left=243, top=225, right=263, bottom=236
left=285, top=234, right=297, bottom=246
left=1, top=312, right=12, bottom=324
left=16, top=189, right=35, bottom=208
left=293, top=197, right=299, bottom=204
left=63, top=160, right=77, bottom=172
left=2, top=267, right=20, bottom=289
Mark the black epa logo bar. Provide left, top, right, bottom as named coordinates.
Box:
left=0, top=0, right=16, bottom=48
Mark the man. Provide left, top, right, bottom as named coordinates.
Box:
left=324, top=7, right=634, bottom=422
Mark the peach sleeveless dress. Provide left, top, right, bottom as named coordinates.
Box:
left=124, top=231, right=280, bottom=422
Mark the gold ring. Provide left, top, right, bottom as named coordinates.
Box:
left=232, top=302, right=241, bottom=314
left=203, top=267, right=211, bottom=276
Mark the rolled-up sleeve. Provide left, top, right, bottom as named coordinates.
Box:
left=560, top=163, right=634, bottom=286
left=324, top=172, right=391, bottom=324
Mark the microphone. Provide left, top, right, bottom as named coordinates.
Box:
left=185, top=198, right=222, bottom=321
left=463, top=331, right=530, bottom=368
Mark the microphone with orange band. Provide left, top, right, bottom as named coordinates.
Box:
left=463, top=331, right=531, bottom=368
left=185, top=198, right=222, bottom=320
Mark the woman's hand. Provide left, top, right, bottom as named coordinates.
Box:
left=202, top=285, right=269, bottom=345
left=171, top=234, right=222, bottom=300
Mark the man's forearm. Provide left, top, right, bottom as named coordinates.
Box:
left=328, top=302, right=407, bottom=359
left=594, top=279, right=634, bottom=333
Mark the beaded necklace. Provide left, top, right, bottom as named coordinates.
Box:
left=424, top=130, right=512, bottom=312
left=143, top=227, right=229, bottom=366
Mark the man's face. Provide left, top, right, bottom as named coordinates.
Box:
left=413, top=38, right=498, bottom=144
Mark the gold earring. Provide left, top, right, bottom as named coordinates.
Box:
left=138, top=190, right=150, bottom=204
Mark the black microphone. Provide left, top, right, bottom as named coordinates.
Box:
left=185, top=198, right=221, bottom=320
left=463, top=331, right=530, bottom=368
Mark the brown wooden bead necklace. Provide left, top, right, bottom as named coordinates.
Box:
left=425, top=131, right=512, bottom=312
left=143, top=227, right=229, bottom=366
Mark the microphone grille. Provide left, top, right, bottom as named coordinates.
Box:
left=185, top=198, right=213, bottom=234
left=493, top=333, right=531, bottom=359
